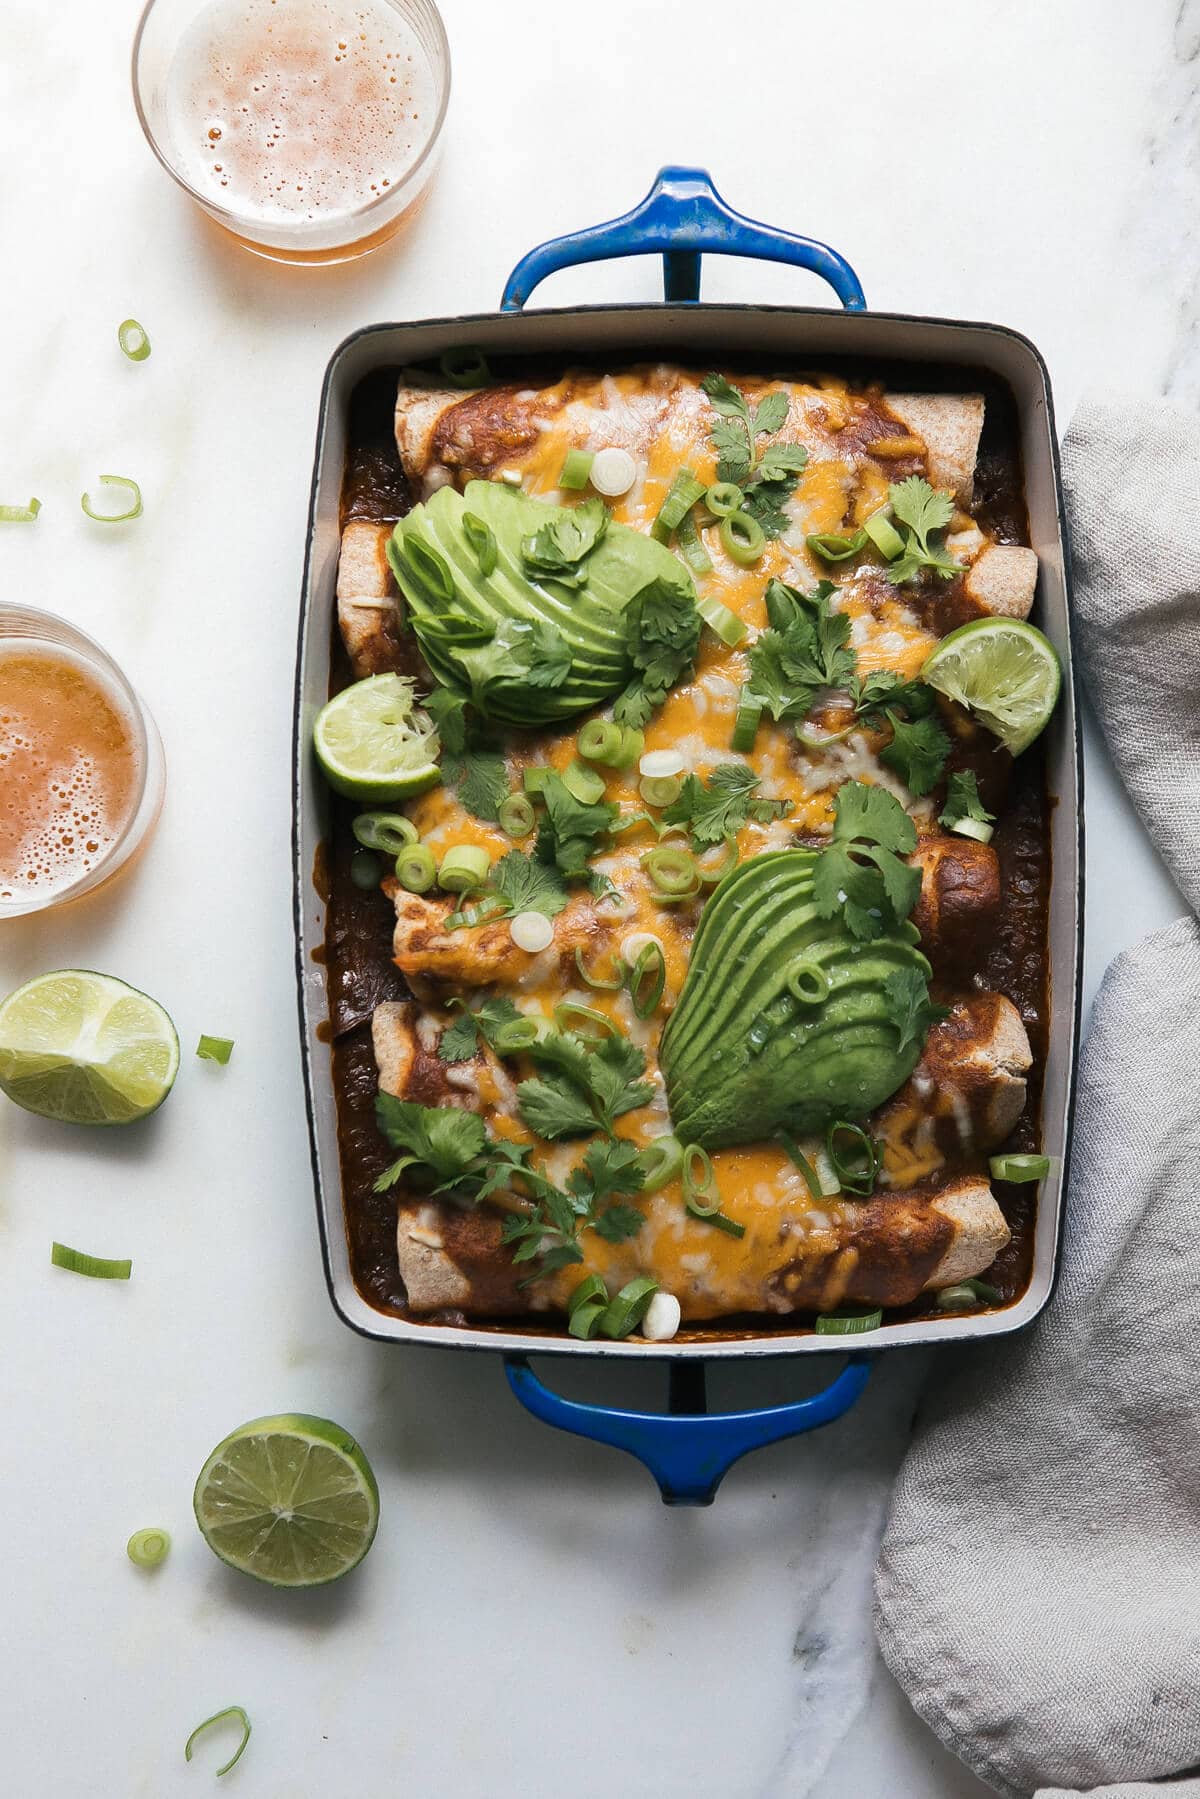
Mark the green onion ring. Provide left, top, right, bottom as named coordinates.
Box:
left=682, top=1145, right=720, bottom=1217
left=935, top=1284, right=983, bottom=1311
left=639, top=773, right=682, bottom=809
left=642, top=845, right=700, bottom=897
left=988, top=1153, right=1050, bottom=1183
left=463, top=511, right=498, bottom=577
left=778, top=1132, right=824, bottom=1200
left=439, top=346, right=490, bottom=388
left=395, top=844, right=437, bottom=893
left=697, top=837, right=738, bottom=885
left=498, top=793, right=536, bottom=838
left=352, top=812, right=418, bottom=855
left=676, top=509, right=713, bottom=576
left=627, top=941, right=666, bottom=1018
left=815, top=1308, right=883, bottom=1335
left=719, top=510, right=766, bottom=566
left=786, top=960, right=831, bottom=1005
left=80, top=474, right=142, bottom=523
left=438, top=844, right=491, bottom=892
left=184, top=1706, right=252, bottom=1778
left=568, top=1298, right=607, bottom=1339
left=577, top=718, right=623, bottom=764
left=652, top=468, right=706, bottom=541
left=118, top=318, right=151, bottom=361
left=127, top=1527, right=170, bottom=1567
left=704, top=481, right=743, bottom=517
left=635, top=1134, right=684, bottom=1193
left=196, top=1035, right=234, bottom=1064
left=826, top=1121, right=881, bottom=1196
left=552, top=1001, right=616, bottom=1040
left=611, top=725, right=645, bottom=769
left=0, top=498, right=40, bottom=522
left=491, top=1016, right=541, bottom=1054
left=807, top=529, right=867, bottom=563
left=522, top=765, right=551, bottom=797
left=559, top=449, right=594, bottom=491
left=50, top=1241, right=131, bottom=1280
left=444, top=894, right=510, bottom=931
left=863, top=509, right=905, bottom=560
left=573, top=946, right=626, bottom=990
left=562, top=760, right=606, bottom=805
left=731, top=690, right=763, bottom=753
left=696, top=592, right=748, bottom=646
left=704, top=1212, right=747, bottom=1239
left=599, top=1276, right=659, bottom=1340
left=567, top=1273, right=608, bottom=1315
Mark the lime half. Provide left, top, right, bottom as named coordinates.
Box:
left=0, top=970, right=179, bottom=1125
left=314, top=673, right=441, bottom=802
left=922, top=618, right=1062, bottom=756
left=193, top=1414, right=380, bottom=1588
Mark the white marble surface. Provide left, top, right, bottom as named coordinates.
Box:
left=0, top=0, right=1193, bottom=1793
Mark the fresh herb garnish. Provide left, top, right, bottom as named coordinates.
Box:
left=884, top=478, right=962, bottom=584
left=939, top=770, right=995, bottom=831
left=844, top=671, right=950, bottom=798
left=812, top=780, right=921, bottom=940
left=438, top=996, right=524, bottom=1064
left=700, top=374, right=808, bottom=538
left=490, top=847, right=570, bottom=916
left=747, top=578, right=856, bottom=726
left=373, top=1094, right=491, bottom=1192
left=661, top=763, right=786, bottom=845
left=423, top=683, right=512, bottom=823
left=536, top=770, right=620, bottom=880
left=521, top=495, right=609, bottom=587
left=517, top=1030, right=655, bottom=1141
left=499, top=1138, right=647, bottom=1280
left=450, top=616, right=573, bottom=709
left=884, top=967, right=950, bottom=1055
left=612, top=577, right=702, bottom=729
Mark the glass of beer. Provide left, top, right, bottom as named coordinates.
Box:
left=132, top=0, right=450, bottom=264
left=0, top=608, right=166, bottom=919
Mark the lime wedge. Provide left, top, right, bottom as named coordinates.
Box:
left=193, top=1414, right=379, bottom=1588
left=921, top=618, right=1062, bottom=755
left=314, top=673, right=441, bottom=802
left=0, top=970, right=179, bottom=1125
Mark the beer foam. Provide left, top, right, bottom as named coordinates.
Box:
left=165, top=0, right=438, bottom=225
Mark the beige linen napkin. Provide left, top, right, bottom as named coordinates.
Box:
left=874, top=395, right=1200, bottom=1799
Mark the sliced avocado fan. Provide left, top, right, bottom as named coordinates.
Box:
left=386, top=480, right=695, bottom=726
left=659, top=849, right=934, bottom=1150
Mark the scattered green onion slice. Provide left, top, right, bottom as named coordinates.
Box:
left=439, top=346, right=490, bottom=388
left=463, top=511, right=498, bottom=577
left=568, top=1273, right=608, bottom=1315
left=553, top=1001, right=616, bottom=1040
left=704, top=481, right=743, bottom=517
left=184, top=1706, right=252, bottom=1778
left=610, top=725, right=644, bottom=769
left=352, top=812, right=418, bottom=855
left=704, top=1212, right=747, bottom=1239
left=786, top=960, right=831, bottom=1005
left=444, top=895, right=510, bottom=931
left=719, top=510, right=765, bottom=566
left=599, top=1276, right=659, bottom=1340
left=682, top=1145, right=720, bottom=1216
left=51, top=1242, right=131, bottom=1280
left=815, top=1308, right=883, bottom=1335
left=807, top=528, right=867, bottom=563
left=652, top=468, right=706, bottom=541
left=127, top=1527, right=170, bottom=1568
left=731, top=690, right=764, bottom=753
left=590, top=447, right=638, bottom=497
left=936, top=1281, right=1002, bottom=1312
left=639, top=773, right=682, bottom=808
left=491, top=1016, right=541, bottom=1054
left=81, top=474, right=142, bottom=523
left=350, top=849, right=381, bottom=890
left=676, top=509, right=713, bottom=576
left=196, top=1035, right=234, bottom=1065
left=778, top=1132, right=825, bottom=1200
left=697, top=837, right=738, bottom=884
left=573, top=947, right=625, bottom=990
left=562, top=759, right=606, bottom=805
left=577, top=718, right=623, bottom=764
left=863, top=508, right=905, bottom=560
left=635, top=1134, right=684, bottom=1193
left=988, top=1153, right=1050, bottom=1183
left=396, top=844, right=437, bottom=892
left=511, top=910, right=555, bottom=952
left=642, top=845, right=700, bottom=897
left=628, top=941, right=666, bottom=1018
left=696, top=592, right=748, bottom=647
left=498, top=793, right=536, bottom=838
left=522, top=765, right=551, bottom=796
left=568, top=1299, right=606, bottom=1339
left=118, top=318, right=151, bottom=362
left=826, top=1121, right=881, bottom=1196
left=949, top=816, right=994, bottom=845
left=558, top=448, right=594, bottom=490
left=0, top=498, right=40, bottom=522
left=438, top=844, right=491, bottom=892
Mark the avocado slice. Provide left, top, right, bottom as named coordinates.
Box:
left=660, top=850, right=934, bottom=1149
left=386, top=481, right=694, bottom=727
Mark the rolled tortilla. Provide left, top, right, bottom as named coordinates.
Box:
left=336, top=519, right=405, bottom=678
left=385, top=880, right=612, bottom=997
left=963, top=543, right=1038, bottom=619
left=912, top=835, right=1001, bottom=980
left=885, top=393, right=986, bottom=507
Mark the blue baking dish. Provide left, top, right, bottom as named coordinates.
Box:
left=293, top=167, right=1083, bottom=1503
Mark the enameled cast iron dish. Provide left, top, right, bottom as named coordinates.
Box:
left=293, top=168, right=1083, bottom=1503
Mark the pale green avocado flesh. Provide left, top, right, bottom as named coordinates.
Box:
left=660, top=849, right=932, bottom=1149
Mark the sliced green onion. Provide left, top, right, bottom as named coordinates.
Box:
left=196, top=1035, right=234, bottom=1064
left=184, top=1706, right=252, bottom=1778
left=611, top=725, right=644, bottom=769
left=118, top=318, right=151, bottom=362
left=562, top=759, right=606, bottom=805
left=764, top=582, right=796, bottom=632
left=719, top=511, right=765, bottom=566
left=396, top=844, right=437, bottom=892
left=778, top=1133, right=824, bottom=1200
left=988, top=1153, right=1050, bottom=1183
left=568, top=1298, right=607, bottom=1339
left=463, top=511, right=498, bottom=577
left=405, top=536, right=456, bottom=603
left=522, top=765, right=551, bottom=797
left=696, top=592, right=748, bottom=647
left=568, top=1273, right=608, bottom=1315
left=652, top=468, right=706, bottom=541
left=705, top=481, right=743, bottom=517
left=599, top=1276, right=658, bottom=1340
left=577, top=718, right=623, bottom=764
left=967, top=1277, right=1002, bottom=1303
left=642, top=845, right=700, bottom=897
left=492, top=1016, right=541, bottom=1053
left=438, top=844, right=491, bottom=893
left=936, top=1284, right=983, bottom=1311
left=949, top=816, right=994, bottom=845
left=863, top=508, right=905, bottom=560
left=590, top=447, right=638, bottom=497
left=682, top=1145, right=720, bottom=1217
left=511, top=910, right=555, bottom=952
left=807, top=528, right=866, bottom=562
left=498, top=793, right=536, bottom=838
left=731, top=690, right=764, bottom=753
left=697, top=837, right=738, bottom=884
left=639, top=773, right=682, bottom=808
left=352, top=812, right=418, bottom=855
left=786, top=960, right=831, bottom=1005
left=553, top=1001, right=616, bottom=1040
left=81, top=474, right=142, bottom=523
left=350, top=849, right=381, bottom=890
left=439, top=346, right=490, bottom=388
left=127, top=1527, right=170, bottom=1567
left=51, top=1242, right=131, bottom=1280
left=0, top=498, right=40, bottom=522
left=815, top=1308, right=883, bottom=1335
left=704, top=1212, right=747, bottom=1239
left=676, top=509, right=713, bottom=576
left=635, top=1135, right=684, bottom=1193
left=573, top=947, right=625, bottom=990
left=559, top=449, right=595, bottom=490
left=627, top=940, right=666, bottom=1018
left=826, top=1121, right=881, bottom=1197
left=444, top=894, right=511, bottom=930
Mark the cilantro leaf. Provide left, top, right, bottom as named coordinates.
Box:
left=701, top=376, right=807, bottom=532
left=453, top=617, right=571, bottom=701
left=662, top=763, right=777, bottom=845
left=438, top=996, right=524, bottom=1063
left=488, top=848, right=569, bottom=919
left=814, top=781, right=921, bottom=942
left=498, top=1138, right=647, bottom=1282
left=566, top=1137, right=645, bottom=1206
left=424, top=683, right=469, bottom=754
left=755, top=440, right=808, bottom=483
left=592, top=1203, right=647, bottom=1244
left=373, top=1095, right=488, bottom=1191
left=584, top=1034, right=655, bottom=1126
left=517, top=1030, right=654, bottom=1140
left=521, top=496, right=609, bottom=588
left=746, top=581, right=856, bottom=726
left=711, top=419, right=753, bottom=485
left=832, top=782, right=917, bottom=853
left=879, top=710, right=951, bottom=798
left=441, top=745, right=510, bottom=822
left=884, top=968, right=950, bottom=1056
left=753, top=391, right=790, bottom=437
left=516, top=1074, right=599, bottom=1141
left=536, top=771, right=619, bottom=881
left=612, top=577, right=702, bottom=729
left=939, top=770, right=995, bottom=830
left=884, top=478, right=963, bottom=585
left=700, top=373, right=752, bottom=421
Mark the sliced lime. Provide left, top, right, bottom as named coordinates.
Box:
left=921, top=618, right=1062, bottom=756
left=0, top=970, right=179, bottom=1125
left=193, top=1413, right=379, bottom=1588
left=313, top=673, right=441, bottom=802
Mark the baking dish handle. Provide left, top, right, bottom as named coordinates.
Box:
left=500, top=165, right=866, bottom=312
left=503, top=1353, right=871, bottom=1506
